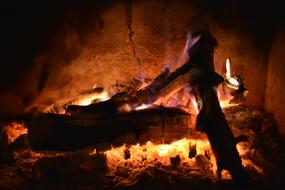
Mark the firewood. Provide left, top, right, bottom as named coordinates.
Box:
left=190, top=31, right=249, bottom=185
left=27, top=107, right=192, bottom=151
left=25, top=32, right=247, bottom=187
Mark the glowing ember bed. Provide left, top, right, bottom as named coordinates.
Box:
left=0, top=105, right=283, bottom=190
left=1, top=31, right=284, bottom=190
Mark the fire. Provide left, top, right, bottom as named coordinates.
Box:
left=189, top=94, right=199, bottom=114
left=225, top=58, right=239, bottom=90
left=73, top=91, right=109, bottom=106
left=65, top=58, right=241, bottom=112
left=103, top=138, right=214, bottom=171
left=133, top=58, right=242, bottom=112
left=134, top=104, right=152, bottom=111
left=98, top=138, right=262, bottom=179
left=1, top=122, right=28, bottom=144
left=218, top=58, right=242, bottom=108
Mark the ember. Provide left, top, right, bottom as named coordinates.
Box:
left=1, top=105, right=277, bottom=190
left=1, top=122, right=27, bottom=144
left=104, top=139, right=211, bottom=167
left=102, top=138, right=263, bottom=181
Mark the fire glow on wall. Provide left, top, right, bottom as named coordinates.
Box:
left=0, top=1, right=285, bottom=190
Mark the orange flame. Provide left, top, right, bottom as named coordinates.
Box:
left=74, top=91, right=110, bottom=106
left=1, top=122, right=28, bottom=144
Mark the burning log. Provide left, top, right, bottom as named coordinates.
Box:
left=23, top=31, right=247, bottom=187
left=26, top=47, right=204, bottom=151
left=27, top=107, right=193, bottom=151
left=189, top=31, right=249, bottom=185
left=66, top=67, right=201, bottom=116
left=66, top=40, right=202, bottom=116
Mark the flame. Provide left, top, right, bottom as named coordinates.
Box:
left=226, top=58, right=231, bottom=80
left=135, top=104, right=152, bottom=111
left=226, top=58, right=239, bottom=89
left=189, top=94, right=199, bottom=114
left=73, top=91, right=109, bottom=106
left=216, top=58, right=241, bottom=108
left=135, top=58, right=241, bottom=112
left=1, top=122, right=28, bottom=144
left=55, top=58, right=240, bottom=113
left=228, top=78, right=239, bottom=88
left=176, top=32, right=201, bottom=67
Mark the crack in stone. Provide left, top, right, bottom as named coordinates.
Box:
left=125, top=0, right=141, bottom=67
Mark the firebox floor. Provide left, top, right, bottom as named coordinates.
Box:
left=0, top=105, right=285, bottom=190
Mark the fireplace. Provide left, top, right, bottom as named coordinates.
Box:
left=0, top=0, right=285, bottom=190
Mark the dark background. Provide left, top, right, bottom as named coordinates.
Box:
left=0, top=0, right=117, bottom=92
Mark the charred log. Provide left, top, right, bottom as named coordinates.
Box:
left=27, top=107, right=193, bottom=151
left=190, top=31, right=248, bottom=185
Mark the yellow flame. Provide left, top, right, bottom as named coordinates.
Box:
left=75, top=91, right=109, bottom=106
left=228, top=78, right=239, bottom=87
left=226, top=58, right=231, bottom=80
left=225, top=58, right=239, bottom=89
left=135, top=104, right=152, bottom=111
left=189, top=95, right=199, bottom=114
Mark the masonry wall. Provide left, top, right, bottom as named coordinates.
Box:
left=0, top=0, right=279, bottom=117
left=265, top=25, right=285, bottom=141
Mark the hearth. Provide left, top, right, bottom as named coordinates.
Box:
left=1, top=1, right=285, bottom=190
